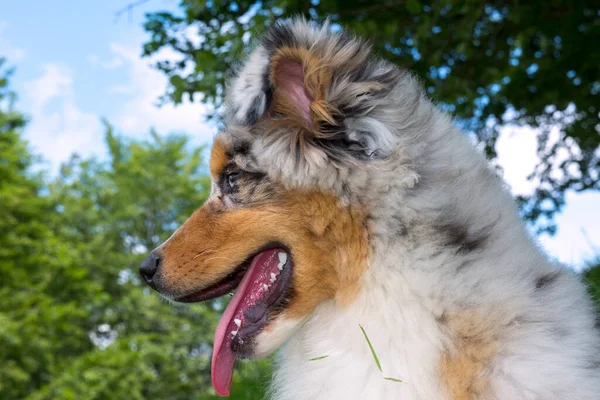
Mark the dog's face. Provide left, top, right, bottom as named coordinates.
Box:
left=140, top=19, right=418, bottom=396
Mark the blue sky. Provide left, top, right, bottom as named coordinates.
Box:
left=1, top=1, right=598, bottom=269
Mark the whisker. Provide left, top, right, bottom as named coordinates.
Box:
left=192, top=249, right=217, bottom=260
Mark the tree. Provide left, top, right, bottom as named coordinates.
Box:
left=37, top=124, right=271, bottom=399
left=0, top=61, right=269, bottom=398
left=142, top=0, right=599, bottom=233
left=0, top=58, right=105, bottom=399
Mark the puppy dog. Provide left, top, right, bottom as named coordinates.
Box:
left=140, top=19, right=600, bottom=399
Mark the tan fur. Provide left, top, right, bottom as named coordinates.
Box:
left=209, top=137, right=229, bottom=178
left=158, top=184, right=368, bottom=317
left=438, top=310, right=504, bottom=400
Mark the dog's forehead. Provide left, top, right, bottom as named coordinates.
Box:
left=209, top=129, right=260, bottom=178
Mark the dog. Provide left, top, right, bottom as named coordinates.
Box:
left=139, top=19, right=600, bottom=399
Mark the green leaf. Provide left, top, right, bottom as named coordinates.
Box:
left=406, top=0, right=420, bottom=14
left=308, top=355, right=329, bottom=361
left=384, top=377, right=405, bottom=383
left=359, top=324, right=382, bottom=372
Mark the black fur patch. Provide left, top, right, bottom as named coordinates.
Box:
left=455, top=259, right=476, bottom=272
left=341, top=67, right=405, bottom=117
left=535, top=270, right=562, bottom=290
left=231, top=140, right=251, bottom=157
left=585, top=355, right=600, bottom=370
left=262, top=69, right=273, bottom=111
left=244, top=95, right=265, bottom=125
left=316, top=135, right=376, bottom=161
left=260, top=23, right=298, bottom=55
left=440, top=222, right=490, bottom=255
left=436, top=311, right=448, bottom=325
left=225, top=141, right=249, bottom=160
left=388, top=215, right=408, bottom=237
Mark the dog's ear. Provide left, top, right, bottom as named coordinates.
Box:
left=225, top=20, right=405, bottom=159
left=269, top=47, right=336, bottom=135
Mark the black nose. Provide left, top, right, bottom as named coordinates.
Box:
left=139, top=252, right=161, bottom=288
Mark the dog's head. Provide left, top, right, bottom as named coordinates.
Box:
left=140, top=19, right=423, bottom=396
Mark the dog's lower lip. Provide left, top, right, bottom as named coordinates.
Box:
left=175, top=264, right=248, bottom=303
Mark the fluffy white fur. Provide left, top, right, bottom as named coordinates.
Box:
left=221, top=19, right=600, bottom=399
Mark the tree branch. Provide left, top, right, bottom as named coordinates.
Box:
left=115, top=0, right=153, bottom=21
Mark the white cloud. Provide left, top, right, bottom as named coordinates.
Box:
left=22, top=63, right=104, bottom=168
left=21, top=37, right=214, bottom=170
left=108, top=84, right=135, bottom=94
left=94, top=42, right=215, bottom=142
left=88, top=53, right=124, bottom=70
left=0, top=22, right=26, bottom=62
left=24, top=64, right=73, bottom=113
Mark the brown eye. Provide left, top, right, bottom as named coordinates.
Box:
left=226, top=172, right=239, bottom=189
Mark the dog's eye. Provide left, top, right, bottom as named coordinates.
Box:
left=226, top=172, right=239, bottom=189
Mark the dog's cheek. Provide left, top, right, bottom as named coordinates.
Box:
left=253, top=316, right=305, bottom=357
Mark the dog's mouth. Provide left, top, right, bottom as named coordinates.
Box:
left=174, top=245, right=293, bottom=397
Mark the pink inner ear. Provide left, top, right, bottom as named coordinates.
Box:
left=275, top=61, right=313, bottom=127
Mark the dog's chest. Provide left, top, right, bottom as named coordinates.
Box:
left=270, top=297, right=448, bottom=400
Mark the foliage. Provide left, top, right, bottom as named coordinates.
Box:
left=0, top=63, right=270, bottom=399
left=142, top=0, right=600, bottom=233
left=583, top=259, right=600, bottom=314
left=1, top=58, right=98, bottom=399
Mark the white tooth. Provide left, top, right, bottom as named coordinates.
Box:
left=270, top=273, right=277, bottom=282
left=231, top=330, right=238, bottom=337
left=278, top=252, right=288, bottom=265
left=278, top=264, right=284, bottom=270
left=234, top=318, right=241, bottom=327
left=263, top=283, right=269, bottom=290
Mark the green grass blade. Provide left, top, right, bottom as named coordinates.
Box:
left=308, top=355, right=329, bottom=361
left=384, top=377, right=405, bottom=383
left=359, top=324, right=382, bottom=372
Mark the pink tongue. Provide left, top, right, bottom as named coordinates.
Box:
left=211, top=248, right=284, bottom=397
